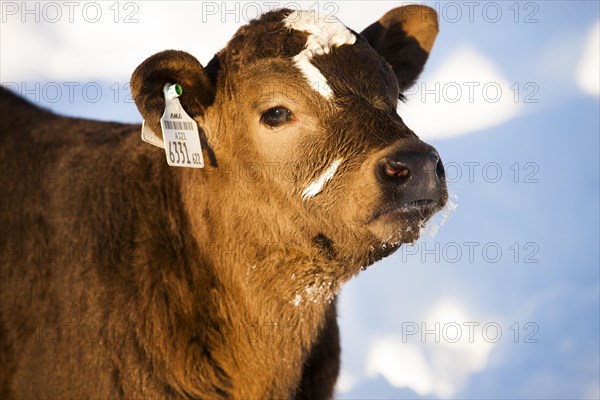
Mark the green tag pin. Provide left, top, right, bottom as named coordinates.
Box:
left=166, top=83, right=183, bottom=99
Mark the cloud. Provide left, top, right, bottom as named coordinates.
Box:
left=399, top=47, right=521, bottom=140
left=335, top=369, right=358, bottom=393
left=367, top=339, right=435, bottom=396
left=576, top=20, right=600, bottom=97
left=365, top=299, right=495, bottom=398
left=0, top=2, right=243, bottom=82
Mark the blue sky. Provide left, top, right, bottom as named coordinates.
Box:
left=2, top=1, right=598, bottom=398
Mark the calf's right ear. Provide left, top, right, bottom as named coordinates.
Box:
left=130, top=50, right=216, bottom=136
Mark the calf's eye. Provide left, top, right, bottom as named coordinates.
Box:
left=260, top=106, right=293, bottom=127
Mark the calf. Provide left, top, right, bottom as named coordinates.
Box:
left=0, top=5, right=447, bottom=399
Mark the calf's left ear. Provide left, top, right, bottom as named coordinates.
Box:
left=130, top=50, right=216, bottom=136
left=361, top=5, right=438, bottom=93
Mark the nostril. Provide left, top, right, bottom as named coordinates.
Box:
left=382, top=159, right=411, bottom=183
left=436, top=157, right=445, bottom=181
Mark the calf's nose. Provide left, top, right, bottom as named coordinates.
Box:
left=378, top=148, right=446, bottom=205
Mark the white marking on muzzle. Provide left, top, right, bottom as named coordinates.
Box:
left=302, top=158, right=343, bottom=200
left=284, top=10, right=356, bottom=98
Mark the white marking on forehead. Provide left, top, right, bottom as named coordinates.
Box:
left=284, top=10, right=356, bottom=98
left=302, top=158, right=343, bottom=200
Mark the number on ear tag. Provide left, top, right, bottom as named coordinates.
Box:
left=159, top=84, right=204, bottom=168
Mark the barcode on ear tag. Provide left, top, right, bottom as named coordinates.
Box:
left=159, top=84, right=204, bottom=168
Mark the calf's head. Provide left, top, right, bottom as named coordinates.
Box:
left=131, top=6, right=448, bottom=271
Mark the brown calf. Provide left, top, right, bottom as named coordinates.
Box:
left=0, top=6, right=447, bottom=399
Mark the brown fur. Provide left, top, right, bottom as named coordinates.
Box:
left=1, top=6, right=445, bottom=399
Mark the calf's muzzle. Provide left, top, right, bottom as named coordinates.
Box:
left=378, top=144, right=446, bottom=208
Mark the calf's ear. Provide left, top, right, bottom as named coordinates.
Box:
left=130, top=50, right=216, bottom=135
left=361, top=5, right=438, bottom=93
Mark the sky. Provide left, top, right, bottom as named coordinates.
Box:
left=1, top=1, right=599, bottom=399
